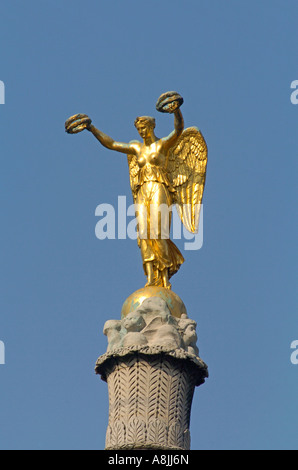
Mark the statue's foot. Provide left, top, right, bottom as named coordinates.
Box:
left=163, top=282, right=172, bottom=290
left=145, top=281, right=156, bottom=288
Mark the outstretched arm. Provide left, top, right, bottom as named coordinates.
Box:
left=88, top=125, right=137, bottom=155
left=161, top=109, right=184, bottom=153
left=65, top=114, right=137, bottom=155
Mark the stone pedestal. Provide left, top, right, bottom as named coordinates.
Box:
left=96, top=348, right=208, bottom=450
left=96, top=289, right=208, bottom=451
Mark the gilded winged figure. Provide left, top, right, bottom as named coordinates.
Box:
left=65, top=92, right=208, bottom=289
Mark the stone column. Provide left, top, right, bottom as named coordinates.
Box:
left=96, top=288, right=208, bottom=451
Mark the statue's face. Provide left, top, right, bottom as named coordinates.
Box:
left=136, top=123, right=151, bottom=139
left=184, top=325, right=197, bottom=345
left=123, top=313, right=145, bottom=332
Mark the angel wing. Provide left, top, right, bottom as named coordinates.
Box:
left=166, top=127, right=208, bottom=233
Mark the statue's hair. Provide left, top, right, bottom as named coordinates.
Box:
left=134, top=116, right=156, bottom=129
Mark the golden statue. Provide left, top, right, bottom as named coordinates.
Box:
left=65, top=92, right=208, bottom=290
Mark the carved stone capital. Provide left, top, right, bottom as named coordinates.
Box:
left=97, top=352, right=206, bottom=450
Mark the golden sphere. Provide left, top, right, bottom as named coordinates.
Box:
left=121, top=286, right=187, bottom=319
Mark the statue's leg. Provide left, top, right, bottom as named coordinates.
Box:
left=136, top=183, right=176, bottom=288
left=136, top=187, right=153, bottom=285
left=149, top=184, right=172, bottom=288
left=145, top=261, right=155, bottom=287
left=161, top=268, right=171, bottom=290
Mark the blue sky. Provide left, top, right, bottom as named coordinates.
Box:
left=0, top=0, right=297, bottom=450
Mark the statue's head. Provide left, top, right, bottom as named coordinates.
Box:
left=134, top=116, right=156, bottom=139
left=103, top=320, right=122, bottom=337
left=178, top=317, right=198, bottom=346
left=123, top=312, right=146, bottom=333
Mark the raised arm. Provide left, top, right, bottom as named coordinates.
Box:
left=161, top=109, right=184, bottom=153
